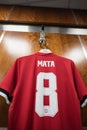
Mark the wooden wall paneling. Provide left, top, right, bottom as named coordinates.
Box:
left=0, top=5, right=87, bottom=26
left=81, top=105, right=87, bottom=126
left=0, top=96, right=9, bottom=127
left=77, top=35, right=87, bottom=85
left=73, top=10, right=87, bottom=25
left=58, top=34, right=87, bottom=87
left=0, top=31, right=43, bottom=83
left=44, top=33, right=64, bottom=55
left=0, top=30, right=3, bottom=35
left=9, top=6, right=75, bottom=25
left=0, top=5, right=13, bottom=21
left=80, top=36, right=87, bottom=53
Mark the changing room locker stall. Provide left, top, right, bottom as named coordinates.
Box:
left=0, top=5, right=87, bottom=128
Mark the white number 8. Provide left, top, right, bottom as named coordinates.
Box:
left=35, top=72, right=58, bottom=117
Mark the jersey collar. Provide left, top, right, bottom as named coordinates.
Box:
left=39, top=49, right=52, bottom=53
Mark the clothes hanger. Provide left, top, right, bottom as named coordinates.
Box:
left=39, top=41, right=51, bottom=53
left=39, top=25, right=51, bottom=53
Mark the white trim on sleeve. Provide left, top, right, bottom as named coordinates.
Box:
left=81, top=98, right=87, bottom=108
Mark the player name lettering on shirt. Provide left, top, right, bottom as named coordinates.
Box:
left=37, top=60, right=55, bottom=67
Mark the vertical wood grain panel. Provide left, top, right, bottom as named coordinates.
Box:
left=0, top=6, right=12, bottom=20
left=0, top=96, right=8, bottom=127
left=9, top=6, right=75, bottom=25
left=0, top=30, right=2, bottom=34
left=74, top=10, right=87, bottom=25
left=80, top=36, right=87, bottom=52
left=79, top=35, right=87, bottom=85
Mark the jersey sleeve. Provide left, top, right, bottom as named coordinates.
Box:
left=72, top=61, right=87, bottom=108
left=0, top=59, right=19, bottom=104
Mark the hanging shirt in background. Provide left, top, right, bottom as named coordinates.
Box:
left=0, top=52, right=87, bottom=130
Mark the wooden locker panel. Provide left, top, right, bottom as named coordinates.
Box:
left=79, top=35, right=87, bottom=85
left=80, top=36, right=87, bottom=52
left=9, top=6, right=75, bottom=25
left=74, top=10, right=87, bottom=25
left=0, top=96, right=8, bottom=127
left=0, top=5, right=12, bottom=21
left=81, top=105, right=87, bottom=126
left=0, top=32, right=30, bottom=82
left=0, top=31, right=3, bottom=36
left=0, top=5, right=87, bottom=26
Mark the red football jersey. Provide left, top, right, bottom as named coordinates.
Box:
left=0, top=51, right=87, bottom=130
